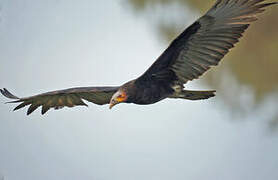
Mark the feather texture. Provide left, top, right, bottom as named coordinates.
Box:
left=0, top=87, right=118, bottom=115
left=1, top=0, right=277, bottom=115
left=139, top=0, right=277, bottom=84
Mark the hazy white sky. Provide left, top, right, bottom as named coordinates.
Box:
left=0, top=0, right=278, bottom=180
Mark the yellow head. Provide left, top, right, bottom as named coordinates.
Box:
left=109, top=90, right=127, bottom=109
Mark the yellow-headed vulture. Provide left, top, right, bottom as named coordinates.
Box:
left=1, top=0, right=277, bottom=115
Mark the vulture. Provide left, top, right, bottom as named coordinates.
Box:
left=1, top=0, right=277, bottom=115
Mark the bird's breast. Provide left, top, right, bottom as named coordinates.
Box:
left=128, top=82, right=174, bottom=105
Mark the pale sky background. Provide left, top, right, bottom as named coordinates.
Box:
left=0, top=0, right=278, bottom=180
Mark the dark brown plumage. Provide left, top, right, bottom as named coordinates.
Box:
left=1, top=0, right=277, bottom=115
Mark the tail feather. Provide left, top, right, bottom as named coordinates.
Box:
left=171, top=90, right=216, bottom=100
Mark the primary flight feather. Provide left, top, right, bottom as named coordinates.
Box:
left=1, top=0, right=277, bottom=115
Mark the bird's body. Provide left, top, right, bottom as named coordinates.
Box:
left=124, top=80, right=172, bottom=105
left=1, top=0, right=277, bottom=115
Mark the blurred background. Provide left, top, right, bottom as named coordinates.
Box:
left=0, top=0, right=278, bottom=179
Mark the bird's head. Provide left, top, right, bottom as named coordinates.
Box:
left=109, top=90, right=128, bottom=109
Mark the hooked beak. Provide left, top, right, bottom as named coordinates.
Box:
left=109, top=90, right=127, bottom=109
left=109, top=99, right=117, bottom=109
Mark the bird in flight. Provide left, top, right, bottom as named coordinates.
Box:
left=1, top=0, right=277, bottom=115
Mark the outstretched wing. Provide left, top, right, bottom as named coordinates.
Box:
left=0, top=86, right=119, bottom=115
left=138, top=0, right=277, bottom=84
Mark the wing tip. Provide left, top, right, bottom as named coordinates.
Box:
left=208, top=0, right=278, bottom=17
left=41, top=106, right=50, bottom=115
left=0, top=88, right=20, bottom=100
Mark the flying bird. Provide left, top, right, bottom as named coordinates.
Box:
left=1, top=0, right=277, bottom=115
